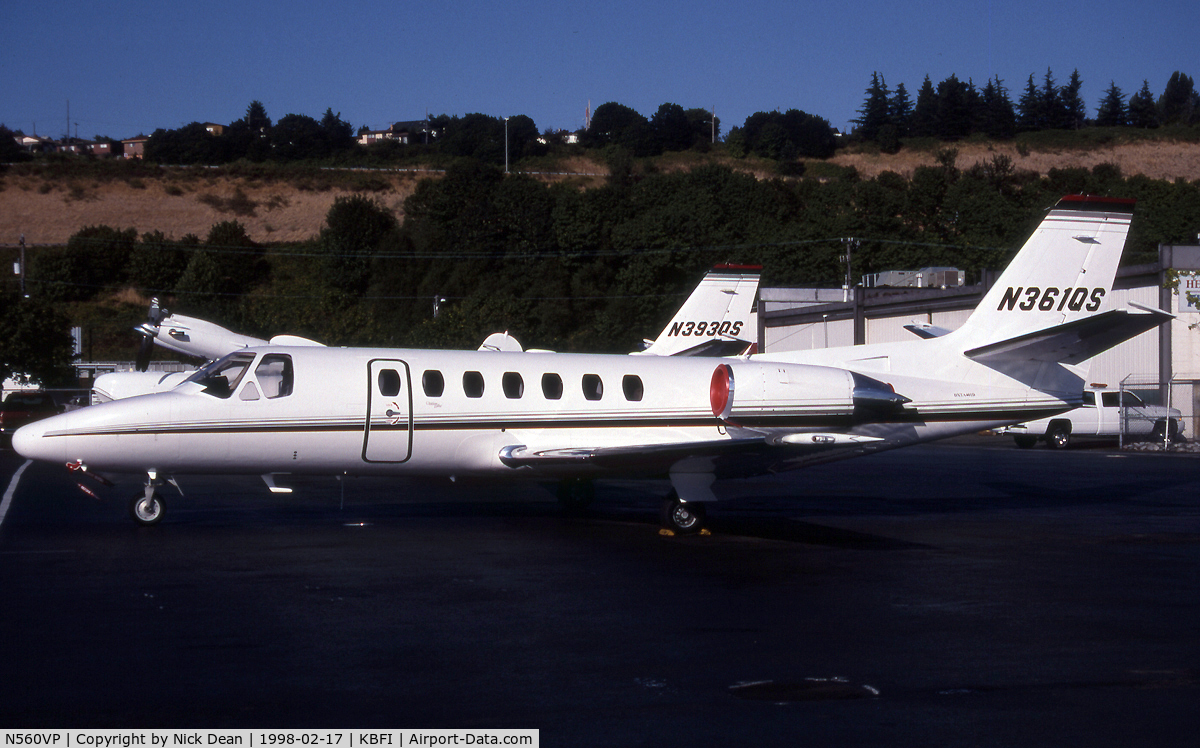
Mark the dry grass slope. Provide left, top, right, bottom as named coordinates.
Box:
left=2, top=140, right=1197, bottom=246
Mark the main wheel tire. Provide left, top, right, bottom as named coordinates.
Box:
left=1047, top=425, right=1071, bottom=450
left=1013, top=434, right=1038, bottom=449
left=130, top=493, right=165, bottom=526
left=660, top=495, right=706, bottom=535
left=1151, top=419, right=1183, bottom=443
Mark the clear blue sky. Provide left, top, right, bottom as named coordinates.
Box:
left=2, top=0, right=1196, bottom=141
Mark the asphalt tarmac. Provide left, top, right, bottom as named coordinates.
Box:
left=1, top=438, right=1198, bottom=746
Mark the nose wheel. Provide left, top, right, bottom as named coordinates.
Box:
left=130, top=491, right=165, bottom=526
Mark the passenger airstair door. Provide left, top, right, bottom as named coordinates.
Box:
left=363, top=359, right=412, bottom=463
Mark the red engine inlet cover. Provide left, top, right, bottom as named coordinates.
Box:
left=710, top=364, right=733, bottom=419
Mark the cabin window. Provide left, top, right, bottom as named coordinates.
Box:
left=378, top=369, right=402, bottom=397
left=541, top=373, right=563, bottom=400
left=186, top=352, right=254, bottom=399
left=256, top=354, right=293, bottom=398
left=463, top=371, right=485, bottom=398
left=622, top=374, right=644, bottom=402
left=423, top=370, right=445, bottom=397
left=1082, top=391, right=1096, bottom=407
left=502, top=372, right=524, bottom=399
left=582, top=374, right=604, bottom=401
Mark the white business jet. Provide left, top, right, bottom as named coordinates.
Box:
left=14, top=197, right=1168, bottom=532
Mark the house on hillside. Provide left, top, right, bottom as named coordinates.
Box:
left=203, top=122, right=225, bottom=136
left=89, top=140, right=119, bottom=157
left=357, top=128, right=396, bottom=146
left=122, top=135, right=148, bottom=159
left=357, top=120, right=434, bottom=146
left=58, top=137, right=91, bottom=155
left=15, top=134, right=56, bottom=153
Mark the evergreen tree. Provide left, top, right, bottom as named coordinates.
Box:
left=935, top=75, right=972, bottom=140
left=1017, top=74, right=1042, bottom=132
left=981, top=77, right=1016, bottom=139
left=1095, top=81, right=1127, bottom=127
left=245, top=100, right=271, bottom=131
left=1062, top=69, right=1086, bottom=129
left=910, top=75, right=938, bottom=137
left=1041, top=68, right=1068, bottom=129
left=1159, top=71, right=1196, bottom=125
left=889, top=82, right=913, bottom=136
left=855, top=72, right=891, bottom=141
left=1128, top=80, right=1158, bottom=128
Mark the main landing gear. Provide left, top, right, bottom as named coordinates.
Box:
left=659, top=491, right=707, bottom=536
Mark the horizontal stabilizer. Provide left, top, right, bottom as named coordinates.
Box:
left=904, top=322, right=953, bottom=339
left=965, top=304, right=1172, bottom=366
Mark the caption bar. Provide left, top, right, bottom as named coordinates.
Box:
left=2, top=732, right=537, bottom=748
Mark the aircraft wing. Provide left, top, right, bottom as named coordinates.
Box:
left=964, top=304, right=1172, bottom=366
left=499, top=431, right=883, bottom=475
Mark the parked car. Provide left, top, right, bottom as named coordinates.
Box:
left=0, top=391, right=61, bottom=441
left=1002, top=386, right=1185, bottom=449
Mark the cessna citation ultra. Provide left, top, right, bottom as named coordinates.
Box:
left=13, top=196, right=1170, bottom=531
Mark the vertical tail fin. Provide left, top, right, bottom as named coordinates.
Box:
left=951, top=196, right=1136, bottom=351
left=637, top=264, right=760, bottom=356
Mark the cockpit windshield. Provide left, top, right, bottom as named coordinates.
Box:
left=184, top=352, right=255, bottom=399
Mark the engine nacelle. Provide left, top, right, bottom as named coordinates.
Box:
left=709, top=362, right=909, bottom=424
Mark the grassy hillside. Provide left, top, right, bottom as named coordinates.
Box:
left=3, top=131, right=1199, bottom=246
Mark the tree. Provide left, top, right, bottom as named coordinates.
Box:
left=585, top=102, right=654, bottom=155
left=1040, top=68, right=1068, bottom=129
left=1159, top=71, right=1196, bottom=125
left=935, top=74, right=973, bottom=140
left=0, top=124, right=28, bottom=162
left=29, top=225, right=136, bottom=302
left=1016, top=74, right=1042, bottom=132
left=1095, top=81, right=1127, bottom=127
left=650, top=103, right=692, bottom=153
left=855, top=72, right=891, bottom=141
left=319, top=195, right=398, bottom=293
left=889, top=82, right=913, bottom=136
left=1129, top=80, right=1158, bottom=128
left=245, top=100, right=271, bottom=131
left=0, top=293, right=75, bottom=387
left=910, top=76, right=938, bottom=137
left=980, top=77, right=1016, bottom=139
left=320, top=108, right=355, bottom=151
left=175, top=221, right=263, bottom=314
left=126, top=231, right=196, bottom=292
left=684, top=108, right=718, bottom=145
left=270, top=113, right=327, bottom=160
left=1062, top=69, right=1087, bottom=129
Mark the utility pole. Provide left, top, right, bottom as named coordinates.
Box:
left=18, top=233, right=26, bottom=297
left=841, top=237, right=858, bottom=302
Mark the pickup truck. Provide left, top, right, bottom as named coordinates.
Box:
left=1003, top=387, right=1185, bottom=449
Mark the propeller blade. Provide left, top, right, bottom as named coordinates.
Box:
left=135, top=333, right=154, bottom=372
